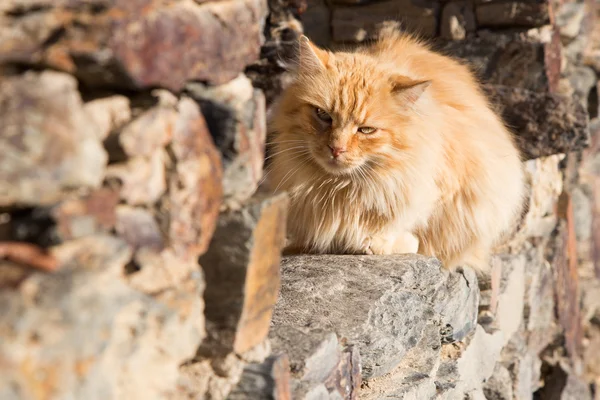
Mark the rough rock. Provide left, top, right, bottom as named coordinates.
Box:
left=229, top=354, right=293, bottom=400
left=272, top=254, right=479, bottom=379
left=200, top=192, right=289, bottom=354
left=0, top=235, right=205, bottom=400
left=475, top=1, right=550, bottom=28
left=553, top=194, right=584, bottom=362
left=0, top=0, right=268, bottom=91
left=556, top=3, right=586, bottom=40
left=187, top=75, right=267, bottom=210
left=439, top=29, right=561, bottom=93
left=83, top=95, right=131, bottom=141
left=483, top=364, right=513, bottom=400
left=105, top=151, right=167, bottom=206
left=164, top=97, right=223, bottom=258
left=0, top=71, right=107, bottom=206
left=269, top=326, right=361, bottom=399
left=331, top=0, right=439, bottom=43
left=484, top=85, right=590, bottom=160
left=440, top=1, right=476, bottom=40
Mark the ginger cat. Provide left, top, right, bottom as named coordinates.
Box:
left=267, top=29, right=525, bottom=272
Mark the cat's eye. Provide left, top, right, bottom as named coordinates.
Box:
left=358, top=127, right=376, bottom=134
left=315, top=107, right=332, bottom=123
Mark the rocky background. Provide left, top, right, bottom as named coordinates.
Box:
left=0, top=0, right=599, bottom=399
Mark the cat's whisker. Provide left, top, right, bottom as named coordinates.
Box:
left=264, top=147, right=310, bottom=161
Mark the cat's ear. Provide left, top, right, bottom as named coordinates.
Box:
left=391, top=76, right=431, bottom=104
left=297, top=35, right=330, bottom=74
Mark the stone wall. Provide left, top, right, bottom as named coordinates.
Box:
left=0, top=0, right=599, bottom=399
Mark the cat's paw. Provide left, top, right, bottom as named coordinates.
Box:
left=360, top=237, right=375, bottom=255
left=392, top=232, right=419, bottom=254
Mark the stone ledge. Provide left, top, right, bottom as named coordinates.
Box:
left=271, top=254, right=480, bottom=397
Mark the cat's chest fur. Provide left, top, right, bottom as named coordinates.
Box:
left=284, top=174, right=408, bottom=253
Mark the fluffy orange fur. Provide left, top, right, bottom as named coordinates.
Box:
left=266, top=29, right=525, bottom=272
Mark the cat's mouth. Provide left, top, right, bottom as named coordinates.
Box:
left=313, top=154, right=361, bottom=175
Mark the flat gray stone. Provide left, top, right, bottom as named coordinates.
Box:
left=272, top=255, right=479, bottom=379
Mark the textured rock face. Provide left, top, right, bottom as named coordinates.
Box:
left=0, top=235, right=205, bottom=400
left=272, top=255, right=479, bottom=379
left=0, top=0, right=268, bottom=91
left=484, top=85, right=590, bottom=160
left=0, top=71, right=107, bottom=206
left=187, top=75, right=267, bottom=210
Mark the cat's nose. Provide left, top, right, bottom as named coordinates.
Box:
left=328, top=145, right=347, bottom=158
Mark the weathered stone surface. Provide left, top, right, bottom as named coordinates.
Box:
left=165, top=97, right=223, bottom=258
left=331, top=0, right=439, bottom=43
left=440, top=29, right=561, bottom=92
left=200, top=192, right=288, bottom=354
left=273, top=255, right=479, bottom=379
left=556, top=3, right=585, bottom=40
left=476, top=1, right=550, bottom=28
left=52, top=188, right=120, bottom=241
left=483, top=364, right=513, bottom=400
left=440, top=1, right=476, bottom=40
left=229, top=354, right=293, bottom=400
left=483, top=85, right=589, bottom=160
left=0, top=235, right=205, bottom=400
left=105, top=151, right=167, bottom=206
left=118, top=95, right=177, bottom=158
left=553, top=193, right=584, bottom=362
left=0, top=0, right=268, bottom=91
left=83, top=95, right=131, bottom=141
left=269, top=326, right=361, bottom=399
left=187, top=75, right=267, bottom=210
left=0, top=71, right=107, bottom=206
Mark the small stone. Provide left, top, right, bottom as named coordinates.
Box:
left=331, top=0, right=439, bottom=43
left=483, top=364, right=513, bottom=400
left=0, top=71, right=107, bottom=206
left=187, top=75, right=267, bottom=210
left=556, top=3, right=585, bottom=40
left=105, top=150, right=167, bottom=206
left=229, top=355, right=292, bottom=400
left=440, top=2, right=476, bottom=40
left=52, top=188, right=120, bottom=241
left=84, top=95, right=132, bottom=141
left=200, top=191, right=289, bottom=354
left=118, top=101, right=177, bottom=158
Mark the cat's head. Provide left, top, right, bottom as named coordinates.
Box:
left=273, top=36, right=431, bottom=176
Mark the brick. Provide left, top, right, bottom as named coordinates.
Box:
left=476, top=1, right=551, bottom=28
left=331, top=0, right=439, bottom=43
left=483, top=85, right=589, bottom=160
left=187, top=75, right=267, bottom=210
left=0, top=0, right=268, bottom=91
left=200, top=192, right=289, bottom=354
left=439, top=29, right=561, bottom=92
left=0, top=71, right=107, bottom=207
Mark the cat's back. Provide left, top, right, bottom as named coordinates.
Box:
left=364, top=32, right=486, bottom=111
